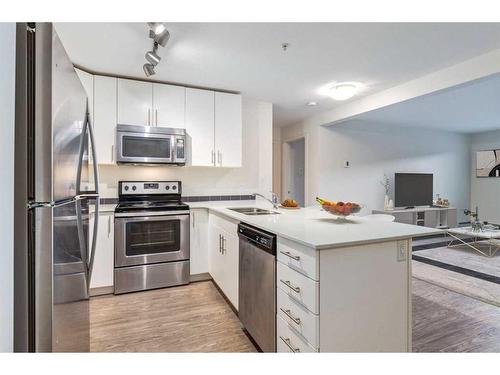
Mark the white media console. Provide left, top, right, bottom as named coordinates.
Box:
left=372, top=207, right=457, bottom=229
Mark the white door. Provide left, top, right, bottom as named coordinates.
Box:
left=220, top=228, right=239, bottom=310
left=89, top=212, right=114, bottom=290
left=153, top=83, right=185, bottom=128
left=190, top=209, right=209, bottom=275
left=117, top=78, right=153, bottom=126
left=185, top=88, right=215, bottom=166
left=285, top=138, right=305, bottom=207
left=215, top=92, right=242, bottom=167
left=93, top=75, right=117, bottom=164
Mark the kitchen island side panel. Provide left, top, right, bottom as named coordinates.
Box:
left=319, top=239, right=411, bottom=352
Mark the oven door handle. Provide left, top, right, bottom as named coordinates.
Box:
left=114, top=211, right=190, bottom=218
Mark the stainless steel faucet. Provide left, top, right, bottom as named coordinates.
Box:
left=254, top=192, right=279, bottom=209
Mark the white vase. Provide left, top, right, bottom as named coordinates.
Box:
left=384, top=195, right=390, bottom=211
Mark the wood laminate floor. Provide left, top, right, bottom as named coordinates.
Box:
left=90, top=278, right=500, bottom=352
left=90, top=281, right=257, bottom=352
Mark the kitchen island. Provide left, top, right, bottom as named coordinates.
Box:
left=189, top=200, right=440, bottom=352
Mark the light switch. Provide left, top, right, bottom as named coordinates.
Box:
left=397, top=240, right=408, bottom=262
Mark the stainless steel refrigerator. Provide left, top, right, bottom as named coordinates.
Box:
left=14, top=22, right=100, bottom=352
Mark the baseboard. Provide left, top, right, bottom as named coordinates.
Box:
left=90, top=286, right=114, bottom=297
left=190, top=272, right=212, bottom=283
left=211, top=279, right=238, bottom=316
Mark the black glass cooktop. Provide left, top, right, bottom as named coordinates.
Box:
left=115, top=200, right=189, bottom=213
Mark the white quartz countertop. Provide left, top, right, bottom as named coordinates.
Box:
left=188, top=200, right=442, bottom=249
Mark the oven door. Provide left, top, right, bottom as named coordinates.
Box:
left=116, top=131, right=173, bottom=164
left=115, top=213, right=189, bottom=267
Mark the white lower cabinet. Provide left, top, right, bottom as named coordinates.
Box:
left=208, top=213, right=239, bottom=310
left=277, top=316, right=317, bottom=353
left=89, top=211, right=114, bottom=294
left=190, top=208, right=209, bottom=275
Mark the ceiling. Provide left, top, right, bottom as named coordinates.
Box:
left=347, top=73, right=500, bottom=133
left=54, top=23, right=500, bottom=127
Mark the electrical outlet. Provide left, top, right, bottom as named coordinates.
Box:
left=397, top=240, right=408, bottom=262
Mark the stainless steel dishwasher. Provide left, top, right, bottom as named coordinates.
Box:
left=238, top=223, right=276, bottom=352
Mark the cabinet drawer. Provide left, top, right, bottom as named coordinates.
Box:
left=210, top=212, right=238, bottom=235
left=277, top=288, right=319, bottom=348
left=277, top=262, right=319, bottom=314
left=277, top=238, right=319, bottom=281
left=277, top=316, right=317, bottom=353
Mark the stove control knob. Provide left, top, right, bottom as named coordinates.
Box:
left=132, top=185, right=137, bottom=191
left=124, top=185, right=129, bottom=191
left=165, top=185, right=170, bottom=190
left=172, top=185, right=177, bottom=190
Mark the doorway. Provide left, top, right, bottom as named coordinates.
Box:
left=282, top=137, right=305, bottom=207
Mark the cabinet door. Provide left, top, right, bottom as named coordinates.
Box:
left=208, top=223, right=222, bottom=286
left=185, top=88, right=215, bottom=166
left=215, top=92, right=242, bottom=167
left=153, top=83, right=185, bottom=128
left=190, top=209, right=209, bottom=275
left=93, top=75, right=117, bottom=164
left=221, top=228, right=239, bottom=310
left=117, top=78, right=153, bottom=126
left=89, top=212, right=114, bottom=290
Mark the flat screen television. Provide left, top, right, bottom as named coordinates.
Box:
left=394, top=173, right=433, bottom=208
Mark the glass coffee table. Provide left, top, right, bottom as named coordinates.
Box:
left=446, top=226, right=500, bottom=257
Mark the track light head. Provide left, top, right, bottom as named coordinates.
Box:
left=147, top=22, right=170, bottom=47
left=143, top=63, right=155, bottom=77
left=145, top=44, right=161, bottom=66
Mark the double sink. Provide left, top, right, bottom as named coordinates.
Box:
left=228, top=207, right=280, bottom=216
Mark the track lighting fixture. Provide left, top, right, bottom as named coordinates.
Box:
left=143, top=63, right=155, bottom=77
left=147, top=22, right=170, bottom=47
left=143, top=22, right=169, bottom=77
left=145, top=43, right=161, bottom=66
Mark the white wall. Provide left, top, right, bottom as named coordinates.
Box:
left=0, top=23, right=16, bottom=352
left=470, top=129, right=500, bottom=223
left=287, top=138, right=305, bottom=206
left=282, top=119, right=471, bottom=218
left=98, top=98, right=273, bottom=198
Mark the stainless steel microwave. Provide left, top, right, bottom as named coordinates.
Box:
left=116, top=124, right=186, bottom=165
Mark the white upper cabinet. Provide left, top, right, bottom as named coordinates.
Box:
left=93, top=75, right=117, bottom=164
left=215, top=92, right=242, bottom=167
left=153, top=84, right=185, bottom=128
left=117, top=79, right=153, bottom=126
left=185, top=88, right=215, bottom=166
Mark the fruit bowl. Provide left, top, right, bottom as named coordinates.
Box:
left=316, top=197, right=362, bottom=217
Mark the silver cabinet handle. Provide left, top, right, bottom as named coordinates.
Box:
left=148, top=108, right=151, bottom=126
left=279, top=336, right=300, bottom=353
left=217, top=150, right=221, bottom=166
left=219, top=234, right=222, bottom=253
left=111, top=144, right=114, bottom=162
left=280, top=251, right=300, bottom=261
left=280, top=308, right=301, bottom=325
left=211, top=150, right=215, bottom=165
left=155, top=109, right=158, bottom=126
left=280, top=279, right=300, bottom=293
left=108, top=215, right=111, bottom=237
left=222, top=236, right=226, bottom=254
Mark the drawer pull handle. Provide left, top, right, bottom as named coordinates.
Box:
left=279, top=336, right=300, bottom=353
left=280, top=251, right=300, bottom=261
left=280, top=279, right=300, bottom=293
left=280, top=308, right=301, bottom=325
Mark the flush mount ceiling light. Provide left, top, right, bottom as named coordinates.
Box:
left=143, top=63, right=155, bottom=77
left=318, top=82, right=362, bottom=101
left=148, top=22, right=170, bottom=47
left=306, top=101, right=318, bottom=106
